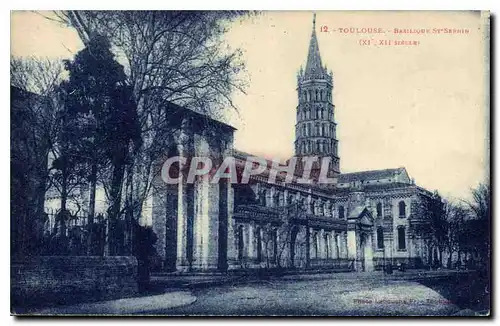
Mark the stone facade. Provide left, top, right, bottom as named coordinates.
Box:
left=151, top=103, right=236, bottom=272
left=148, top=15, right=437, bottom=274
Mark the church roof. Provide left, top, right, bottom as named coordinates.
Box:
left=337, top=168, right=408, bottom=184
left=304, top=13, right=325, bottom=77
left=164, top=101, right=236, bottom=132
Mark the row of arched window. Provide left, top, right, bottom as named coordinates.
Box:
left=236, top=224, right=346, bottom=262
left=375, top=201, right=407, bottom=218
left=258, top=190, right=346, bottom=219
left=298, top=139, right=337, bottom=155
left=257, top=189, right=408, bottom=220
left=297, top=106, right=333, bottom=121
left=376, top=226, right=406, bottom=251
left=312, top=232, right=341, bottom=259
left=298, top=122, right=335, bottom=138
left=236, top=225, right=278, bottom=262
left=301, top=88, right=332, bottom=102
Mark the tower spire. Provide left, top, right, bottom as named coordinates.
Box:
left=304, top=13, right=323, bottom=77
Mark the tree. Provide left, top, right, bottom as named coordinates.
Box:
left=60, top=35, right=141, bottom=255
left=48, top=10, right=250, bottom=227
left=445, top=203, right=469, bottom=269
left=462, top=182, right=490, bottom=270
left=11, top=57, right=64, bottom=257
left=413, top=192, right=448, bottom=267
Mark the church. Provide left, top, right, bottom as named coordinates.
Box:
left=149, top=15, right=438, bottom=273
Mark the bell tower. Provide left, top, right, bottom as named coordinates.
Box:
left=295, top=13, right=340, bottom=177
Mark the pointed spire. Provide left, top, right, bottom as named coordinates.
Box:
left=304, top=12, right=324, bottom=78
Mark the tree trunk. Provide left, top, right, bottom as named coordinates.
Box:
left=87, top=162, right=97, bottom=255
left=58, top=155, right=68, bottom=237
left=438, top=248, right=444, bottom=268
left=106, top=154, right=127, bottom=255
left=88, top=163, right=97, bottom=222
left=125, top=161, right=135, bottom=255
left=447, top=246, right=453, bottom=269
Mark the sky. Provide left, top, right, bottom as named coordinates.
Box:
left=11, top=11, right=489, bottom=200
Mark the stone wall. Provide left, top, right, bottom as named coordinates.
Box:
left=11, top=256, right=138, bottom=311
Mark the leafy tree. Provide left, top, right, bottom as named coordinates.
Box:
left=60, top=35, right=141, bottom=255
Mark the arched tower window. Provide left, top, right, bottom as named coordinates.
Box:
left=338, top=206, right=345, bottom=219
left=377, top=227, right=384, bottom=249
left=376, top=202, right=383, bottom=217
left=320, top=89, right=324, bottom=101
left=313, top=232, right=319, bottom=258
left=397, top=226, right=406, bottom=250
left=315, top=89, right=319, bottom=101
left=259, top=190, right=266, bottom=206
left=399, top=201, right=406, bottom=218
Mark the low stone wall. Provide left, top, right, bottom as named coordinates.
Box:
left=309, top=258, right=355, bottom=270
left=373, top=257, right=425, bottom=270
left=11, top=256, right=138, bottom=311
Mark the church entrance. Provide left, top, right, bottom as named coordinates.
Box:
left=346, top=206, right=375, bottom=272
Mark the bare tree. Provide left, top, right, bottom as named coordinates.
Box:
left=445, top=203, right=469, bottom=269
left=413, top=192, right=448, bottom=267
left=11, top=56, right=65, bottom=256
left=462, top=182, right=490, bottom=270
left=47, top=11, right=250, bottom=224
left=464, top=182, right=490, bottom=222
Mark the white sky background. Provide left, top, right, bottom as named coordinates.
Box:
left=10, top=10, right=489, bottom=201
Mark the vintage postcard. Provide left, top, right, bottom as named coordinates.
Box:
left=10, top=10, right=490, bottom=316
